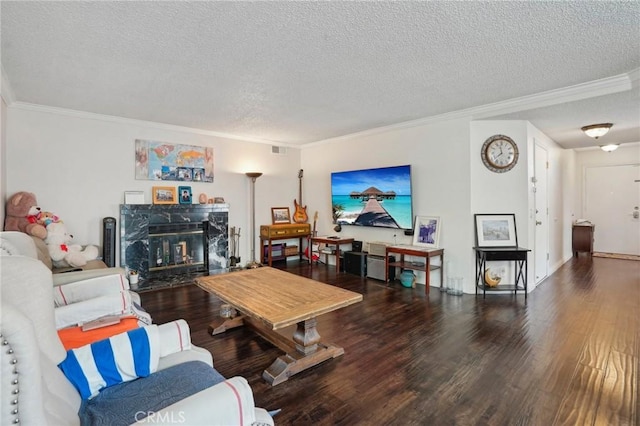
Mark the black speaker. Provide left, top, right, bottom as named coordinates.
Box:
left=102, top=217, right=116, bottom=267
left=352, top=240, right=363, bottom=252
left=344, top=251, right=367, bottom=277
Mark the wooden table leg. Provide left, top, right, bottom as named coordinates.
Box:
left=424, top=254, right=431, bottom=294
left=260, top=318, right=344, bottom=386
left=207, top=314, right=245, bottom=335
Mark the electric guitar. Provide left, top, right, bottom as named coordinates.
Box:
left=293, top=169, right=308, bottom=223
left=304, top=211, right=319, bottom=261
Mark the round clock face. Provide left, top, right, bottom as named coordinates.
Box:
left=481, top=135, right=519, bottom=173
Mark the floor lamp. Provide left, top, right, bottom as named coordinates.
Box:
left=245, top=172, right=263, bottom=269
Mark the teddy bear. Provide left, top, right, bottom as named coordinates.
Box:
left=4, top=191, right=47, bottom=239
left=44, top=222, right=99, bottom=268
left=37, top=211, right=61, bottom=227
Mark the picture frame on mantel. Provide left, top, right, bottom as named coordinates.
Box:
left=474, top=213, right=518, bottom=247
left=152, top=186, right=177, bottom=205
left=412, top=216, right=441, bottom=248
left=124, top=191, right=145, bottom=205
left=178, top=186, right=192, bottom=204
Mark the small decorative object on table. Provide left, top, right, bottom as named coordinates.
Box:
left=484, top=269, right=501, bottom=287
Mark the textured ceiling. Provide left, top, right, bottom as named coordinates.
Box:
left=1, top=1, right=639, bottom=148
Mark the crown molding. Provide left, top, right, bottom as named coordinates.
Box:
left=628, top=67, right=640, bottom=87
left=8, top=102, right=298, bottom=146
left=1, top=64, right=16, bottom=105
left=6, top=68, right=637, bottom=149
left=306, top=70, right=637, bottom=148
left=471, top=70, right=634, bottom=119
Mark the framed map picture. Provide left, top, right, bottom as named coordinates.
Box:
left=135, top=139, right=214, bottom=182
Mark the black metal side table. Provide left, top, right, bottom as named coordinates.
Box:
left=474, top=246, right=530, bottom=298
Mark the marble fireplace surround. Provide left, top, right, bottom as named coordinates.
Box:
left=120, top=204, right=229, bottom=291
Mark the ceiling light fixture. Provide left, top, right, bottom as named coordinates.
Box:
left=581, top=123, right=613, bottom=139
left=600, top=144, right=619, bottom=152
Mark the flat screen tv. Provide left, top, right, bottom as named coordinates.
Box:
left=331, top=164, right=413, bottom=230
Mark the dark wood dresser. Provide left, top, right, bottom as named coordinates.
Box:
left=572, top=224, right=595, bottom=256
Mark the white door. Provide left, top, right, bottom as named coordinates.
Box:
left=534, top=143, right=549, bottom=284
left=584, top=164, right=640, bottom=255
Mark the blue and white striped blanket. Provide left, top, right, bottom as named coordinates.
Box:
left=59, top=325, right=159, bottom=399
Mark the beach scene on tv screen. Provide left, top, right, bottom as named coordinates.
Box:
left=331, top=165, right=413, bottom=229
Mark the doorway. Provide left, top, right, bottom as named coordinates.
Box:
left=534, top=143, right=549, bottom=284
left=584, top=164, right=640, bottom=256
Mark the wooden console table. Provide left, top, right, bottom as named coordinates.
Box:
left=310, top=236, right=354, bottom=273
left=384, top=245, right=444, bottom=294
left=474, top=246, right=530, bottom=299
left=260, top=223, right=311, bottom=266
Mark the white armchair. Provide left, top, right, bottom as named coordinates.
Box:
left=1, top=255, right=274, bottom=425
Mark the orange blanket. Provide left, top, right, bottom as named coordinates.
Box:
left=58, top=317, right=140, bottom=350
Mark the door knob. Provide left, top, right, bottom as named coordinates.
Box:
left=536, top=221, right=542, bottom=225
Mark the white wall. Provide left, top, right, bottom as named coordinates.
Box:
left=574, top=143, right=640, bottom=219
left=0, top=97, right=6, bottom=227
left=301, top=118, right=572, bottom=294
left=303, top=117, right=474, bottom=291
left=4, top=105, right=302, bottom=264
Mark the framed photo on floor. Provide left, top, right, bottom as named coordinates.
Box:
left=474, top=213, right=518, bottom=247
left=178, top=186, right=192, bottom=204
left=412, top=216, right=441, bottom=247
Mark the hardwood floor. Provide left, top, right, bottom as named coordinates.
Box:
left=141, top=256, right=639, bottom=426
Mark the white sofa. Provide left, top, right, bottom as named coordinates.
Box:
left=1, top=253, right=274, bottom=425
left=0, top=230, right=126, bottom=285
left=0, top=231, right=152, bottom=330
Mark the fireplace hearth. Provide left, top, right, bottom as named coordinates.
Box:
left=120, top=204, right=229, bottom=290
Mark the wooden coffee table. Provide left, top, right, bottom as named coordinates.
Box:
left=195, top=267, right=363, bottom=385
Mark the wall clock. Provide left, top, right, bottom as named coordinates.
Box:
left=481, top=134, right=519, bottom=173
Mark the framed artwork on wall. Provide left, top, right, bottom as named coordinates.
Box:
left=474, top=213, right=518, bottom=247
left=412, top=216, right=441, bottom=247
left=152, top=186, right=177, bottom=205
left=178, top=186, right=192, bottom=204
left=271, top=207, right=291, bottom=225
left=135, top=139, right=214, bottom=183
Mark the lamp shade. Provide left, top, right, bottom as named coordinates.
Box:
left=600, top=144, right=619, bottom=152
left=581, top=123, right=613, bottom=139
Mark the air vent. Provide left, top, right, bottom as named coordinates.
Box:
left=271, top=146, right=287, bottom=155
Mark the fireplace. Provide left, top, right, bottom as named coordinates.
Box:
left=120, top=204, right=229, bottom=290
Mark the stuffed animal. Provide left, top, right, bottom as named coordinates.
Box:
left=37, top=211, right=61, bottom=227
left=4, top=191, right=47, bottom=239
left=44, top=222, right=99, bottom=268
